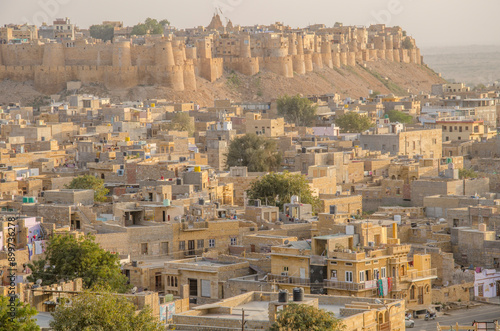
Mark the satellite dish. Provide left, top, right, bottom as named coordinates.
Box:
left=36, top=279, right=43, bottom=285
left=131, top=287, right=137, bottom=294
left=284, top=240, right=289, bottom=245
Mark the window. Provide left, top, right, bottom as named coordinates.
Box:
left=230, top=237, right=237, bottom=245
left=381, top=267, right=386, bottom=278
left=345, top=262, right=353, bottom=266
left=330, top=270, right=337, bottom=279
left=141, top=243, right=148, bottom=255
left=209, top=239, right=215, bottom=248
left=179, top=241, right=185, bottom=251
left=465, top=126, right=469, bottom=131
left=161, top=242, right=169, bottom=254
left=359, top=271, right=365, bottom=282
left=345, top=271, right=353, bottom=283
left=197, top=239, right=204, bottom=249
left=330, top=261, right=337, bottom=265
left=374, top=269, right=380, bottom=280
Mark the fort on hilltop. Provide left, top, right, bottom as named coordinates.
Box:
left=0, top=17, right=422, bottom=94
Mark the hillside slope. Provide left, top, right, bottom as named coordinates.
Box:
left=0, top=61, right=444, bottom=107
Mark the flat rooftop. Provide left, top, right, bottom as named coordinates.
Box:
left=197, top=300, right=344, bottom=321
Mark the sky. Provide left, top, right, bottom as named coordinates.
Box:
left=2, top=0, right=500, bottom=48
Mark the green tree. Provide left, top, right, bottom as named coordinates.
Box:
left=89, top=24, right=114, bottom=42
left=247, top=172, right=319, bottom=211
left=50, top=289, right=162, bottom=331
left=131, top=18, right=169, bottom=36
left=459, top=168, right=478, bottom=179
left=277, top=94, right=317, bottom=126
left=168, top=112, right=194, bottom=136
left=386, top=110, right=413, bottom=124
left=27, top=234, right=129, bottom=293
left=335, top=112, right=373, bottom=133
left=270, top=303, right=345, bottom=331
left=225, top=134, right=282, bottom=172
left=402, top=37, right=413, bottom=49
left=65, top=175, right=109, bottom=202
left=0, top=296, right=40, bottom=331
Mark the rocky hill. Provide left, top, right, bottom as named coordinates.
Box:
left=0, top=60, right=444, bottom=107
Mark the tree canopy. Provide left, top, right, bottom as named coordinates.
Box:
left=459, top=168, right=479, bottom=179
left=335, top=112, right=372, bottom=133
left=168, top=112, right=194, bottom=136
left=402, top=37, right=414, bottom=49
left=50, top=289, right=162, bottom=331
left=225, top=134, right=282, bottom=172
left=270, top=303, right=345, bottom=331
left=0, top=296, right=40, bottom=331
left=247, top=172, right=319, bottom=211
left=27, top=234, right=129, bottom=293
left=277, top=94, right=317, bottom=126
left=89, top=24, right=114, bottom=42
left=131, top=18, right=170, bottom=36
left=386, top=110, right=413, bottom=124
left=65, top=175, right=109, bottom=202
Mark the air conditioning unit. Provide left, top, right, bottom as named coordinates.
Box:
left=368, top=241, right=375, bottom=247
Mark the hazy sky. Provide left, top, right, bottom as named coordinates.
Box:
left=2, top=0, right=500, bottom=47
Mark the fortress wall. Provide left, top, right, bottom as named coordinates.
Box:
left=416, top=48, right=422, bottom=64
left=240, top=57, right=260, bottom=76
left=172, top=43, right=187, bottom=66
left=340, top=52, right=348, bottom=66
left=292, top=54, right=306, bottom=75
left=393, top=49, right=401, bottom=62
left=0, top=44, right=44, bottom=66
left=313, top=53, right=324, bottom=69
left=131, top=44, right=155, bottom=66
left=385, top=49, right=394, bottom=62
left=64, top=44, right=112, bottom=66
left=369, top=49, right=378, bottom=61
left=0, top=65, right=36, bottom=81
left=262, top=56, right=293, bottom=78
left=377, top=49, right=386, bottom=61
left=199, top=58, right=223, bottom=82
left=288, top=35, right=297, bottom=56
left=75, top=65, right=105, bottom=84
left=185, top=47, right=197, bottom=60
left=385, top=36, right=394, bottom=50
left=355, top=50, right=363, bottom=63
left=104, top=66, right=138, bottom=89
left=304, top=53, right=313, bottom=72
left=183, top=63, right=197, bottom=91
left=34, top=66, right=75, bottom=94
left=170, top=65, right=185, bottom=91
left=333, top=52, right=341, bottom=68
left=112, top=41, right=132, bottom=67
left=43, top=43, right=66, bottom=67
left=347, top=52, right=356, bottom=66
left=400, top=49, right=410, bottom=63
left=154, top=41, right=175, bottom=67
left=321, top=50, right=332, bottom=69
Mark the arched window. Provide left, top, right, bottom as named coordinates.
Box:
left=410, top=285, right=416, bottom=300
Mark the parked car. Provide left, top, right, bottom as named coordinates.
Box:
left=405, top=316, right=415, bottom=328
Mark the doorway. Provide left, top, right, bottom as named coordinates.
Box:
left=188, top=279, right=198, bottom=296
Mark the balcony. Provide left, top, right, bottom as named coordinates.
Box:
left=267, top=274, right=310, bottom=286
left=400, top=268, right=438, bottom=282
left=323, top=279, right=377, bottom=291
